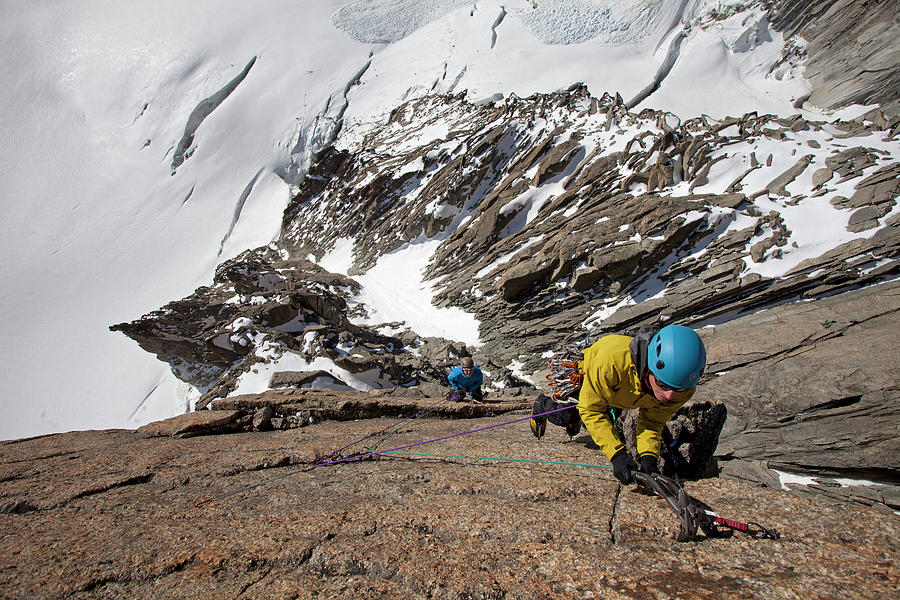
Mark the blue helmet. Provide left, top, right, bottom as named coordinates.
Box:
left=647, top=325, right=706, bottom=390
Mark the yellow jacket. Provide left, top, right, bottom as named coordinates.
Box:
left=577, top=335, right=694, bottom=460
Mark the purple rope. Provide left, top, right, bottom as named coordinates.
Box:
left=307, top=403, right=578, bottom=469
left=309, top=393, right=451, bottom=466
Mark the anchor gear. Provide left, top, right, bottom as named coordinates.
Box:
left=611, top=449, right=638, bottom=484
left=607, top=406, right=625, bottom=445
left=647, top=325, right=706, bottom=390
left=633, top=472, right=780, bottom=542
left=531, top=344, right=587, bottom=439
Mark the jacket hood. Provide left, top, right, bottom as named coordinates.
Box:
left=629, top=324, right=659, bottom=381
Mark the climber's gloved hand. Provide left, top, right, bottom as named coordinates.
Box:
left=448, top=392, right=463, bottom=403
left=640, top=454, right=659, bottom=475
left=611, top=449, right=638, bottom=484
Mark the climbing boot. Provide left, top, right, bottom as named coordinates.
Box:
left=565, top=419, right=581, bottom=438
left=530, top=416, right=547, bottom=439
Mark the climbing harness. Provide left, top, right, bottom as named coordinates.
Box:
left=633, top=472, right=780, bottom=542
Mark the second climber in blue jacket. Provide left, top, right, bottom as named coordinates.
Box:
left=447, top=356, right=483, bottom=402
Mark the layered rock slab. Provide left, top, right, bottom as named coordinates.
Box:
left=700, top=279, right=900, bottom=482
left=1, top=421, right=897, bottom=599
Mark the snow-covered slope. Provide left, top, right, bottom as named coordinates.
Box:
left=0, top=0, right=371, bottom=438
left=0, top=0, right=877, bottom=440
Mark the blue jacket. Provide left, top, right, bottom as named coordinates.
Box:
left=448, top=365, right=483, bottom=391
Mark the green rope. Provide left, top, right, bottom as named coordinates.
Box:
left=383, top=450, right=612, bottom=469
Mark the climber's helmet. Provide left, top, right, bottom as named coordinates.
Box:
left=461, top=356, right=474, bottom=373
left=647, top=325, right=706, bottom=391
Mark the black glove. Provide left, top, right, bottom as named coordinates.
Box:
left=449, top=392, right=463, bottom=403
left=640, top=455, right=659, bottom=475
left=611, top=449, right=637, bottom=484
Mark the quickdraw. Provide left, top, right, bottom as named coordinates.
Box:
left=633, top=472, right=780, bottom=542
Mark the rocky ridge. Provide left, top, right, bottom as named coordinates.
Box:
left=115, top=87, right=900, bottom=400
left=111, top=246, right=539, bottom=410
left=279, top=86, right=900, bottom=370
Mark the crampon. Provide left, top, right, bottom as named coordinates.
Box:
left=633, top=472, right=780, bottom=542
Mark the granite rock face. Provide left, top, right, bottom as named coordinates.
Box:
left=116, top=281, right=900, bottom=511
left=10, top=3, right=900, bottom=595
left=1, top=418, right=897, bottom=599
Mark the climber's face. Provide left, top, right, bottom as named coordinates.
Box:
left=647, top=373, right=690, bottom=404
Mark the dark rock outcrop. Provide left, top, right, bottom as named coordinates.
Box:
left=111, top=245, right=539, bottom=408
left=110, top=246, right=363, bottom=391
left=621, top=400, right=728, bottom=480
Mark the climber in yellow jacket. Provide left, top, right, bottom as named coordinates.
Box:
left=578, top=324, right=707, bottom=484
